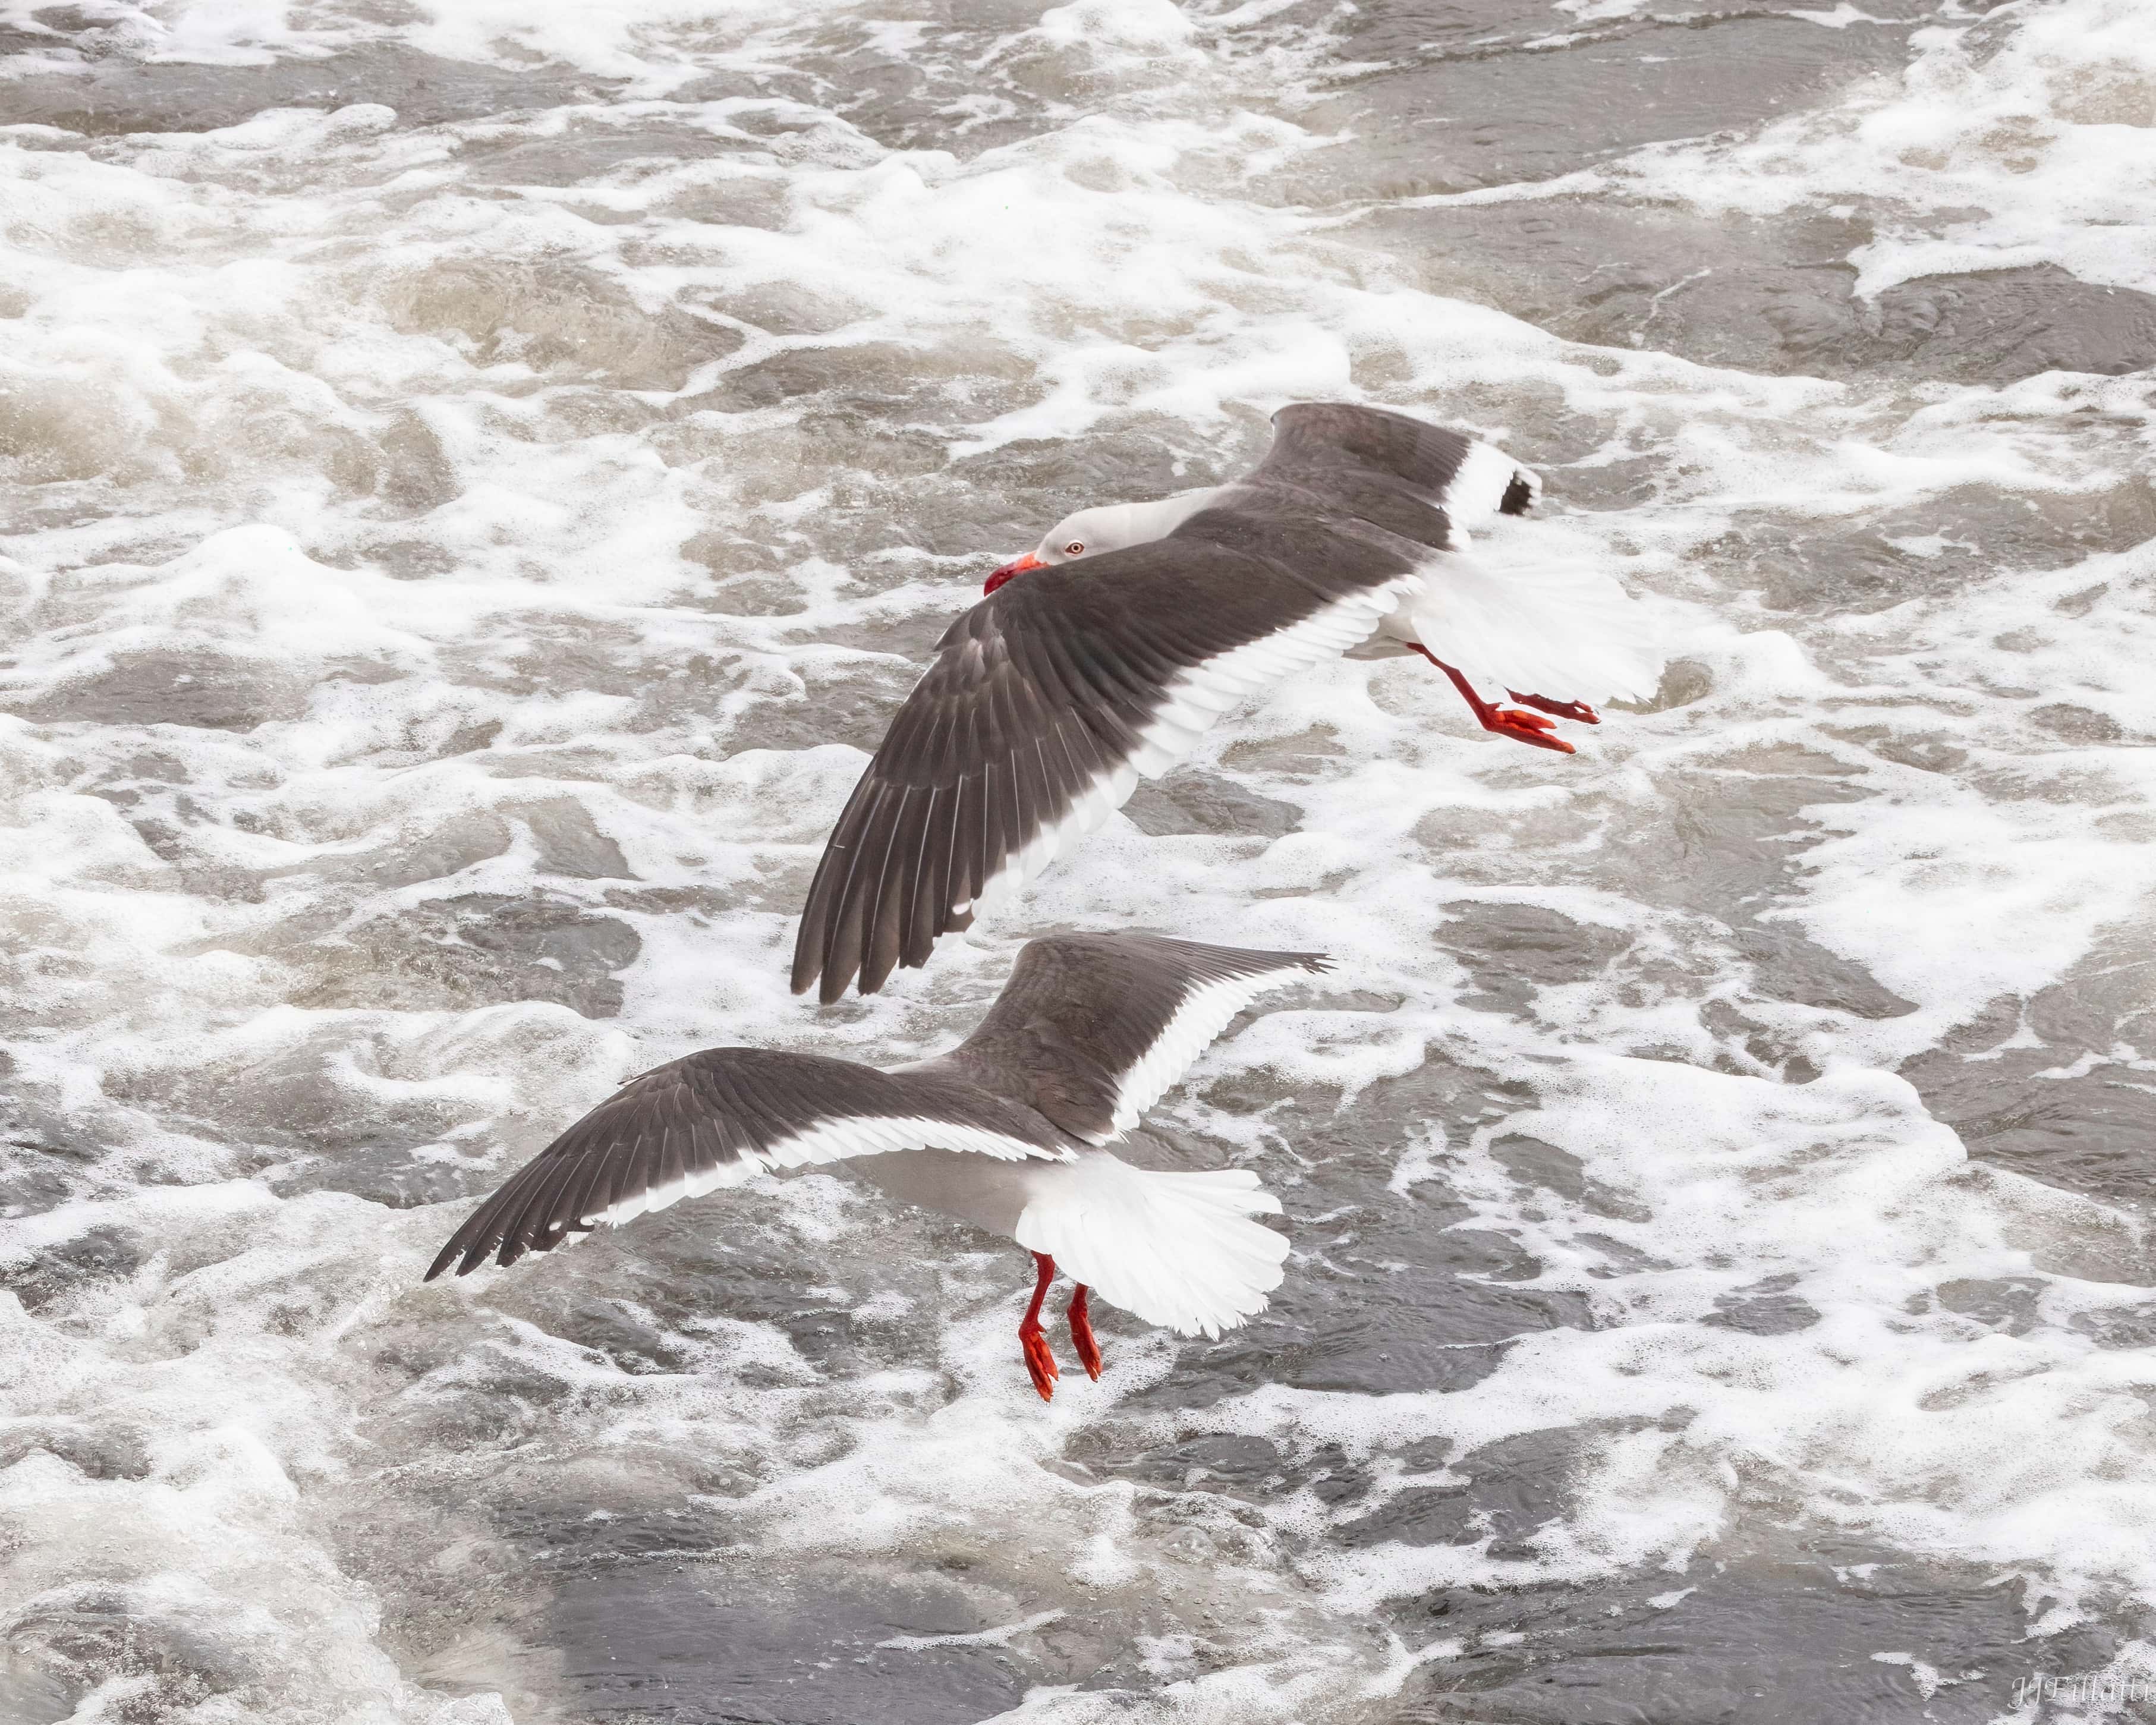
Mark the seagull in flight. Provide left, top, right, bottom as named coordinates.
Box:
left=427, top=933, right=1324, bottom=1402
left=792, top=402, right=1662, bottom=1002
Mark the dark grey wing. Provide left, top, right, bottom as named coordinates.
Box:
left=425, top=1048, right=1071, bottom=1279
left=1239, top=402, right=1539, bottom=555
left=789, top=538, right=1411, bottom=1003
left=945, top=933, right=1331, bottom=1143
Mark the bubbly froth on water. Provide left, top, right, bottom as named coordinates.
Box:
left=5, top=0, right=2156, bottom=1720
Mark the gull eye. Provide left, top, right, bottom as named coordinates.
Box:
left=1065, top=541, right=1085, bottom=555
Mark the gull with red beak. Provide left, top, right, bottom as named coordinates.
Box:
left=792, top=402, right=1663, bottom=1002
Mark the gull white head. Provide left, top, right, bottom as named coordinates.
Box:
left=984, top=493, right=1219, bottom=594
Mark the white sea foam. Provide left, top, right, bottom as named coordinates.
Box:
left=4, top=0, right=2156, bottom=1716
left=1588, top=0, right=2156, bottom=297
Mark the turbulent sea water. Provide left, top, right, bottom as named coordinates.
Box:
left=5, top=1, right=2156, bottom=1720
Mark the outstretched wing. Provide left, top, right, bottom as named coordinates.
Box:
left=426, top=1049, right=1072, bottom=1279
left=948, top=933, right=1331, bottom=1143
left=1249, top=402, right=1540, bottom=550
left=790, top=537, right=1409, bottom=1002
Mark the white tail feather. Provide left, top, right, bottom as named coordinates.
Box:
left=1406, top=540, right=1663, bottom=708
left=1014, top=1153, right=1291, bottom=1339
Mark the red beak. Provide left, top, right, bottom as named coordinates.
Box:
left=984, top=551, right=1043, bottom=595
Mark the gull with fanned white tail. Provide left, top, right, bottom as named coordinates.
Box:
left=427, top=933, right=1324, bottom=1400
left=792, top=402, right=1663, bottom=1002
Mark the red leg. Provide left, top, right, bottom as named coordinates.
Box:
left=1019, top=1251, right=1060, bottom=1402
left=1067, top=1285, right=1103, bottom=1381
left=1507, top=690, right=1599, bottom=725
left=1410, top=646, right=1576, bottom=755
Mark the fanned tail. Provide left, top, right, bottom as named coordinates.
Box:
left=1409, top=539, right=1663, bottom=710
left=1014, top=1154, right=1290, bottom=1338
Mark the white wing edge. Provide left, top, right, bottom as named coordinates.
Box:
left=1443, top=440, right=1538, bottom=531
left=1106, top=961, right=1326, bottom=1137
left=964, top=577, right=1419, bottom=920
left=595, top=1112, right=1074, bottom=1229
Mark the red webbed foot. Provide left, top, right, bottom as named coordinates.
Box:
left=1411, top=645, right=1583, bottom=756
left=1068, top=1285, right=1104, bottom=1382
left=1507, top=690, right=1600, bottom=726
left=1020, top=1323, right=1060, bottom=1401
left=1489, top=707, right=1576, bottom=754
left=1019, top=1250, right=1060, bottom=1402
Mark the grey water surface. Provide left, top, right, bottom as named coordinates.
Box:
left=5, top=2, right=2156, bottom=1722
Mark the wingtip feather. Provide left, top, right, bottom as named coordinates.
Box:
left=821, top=964, right=862, bottom=1005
